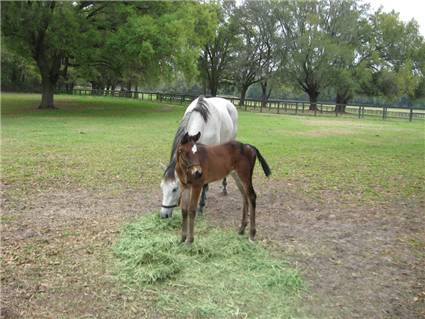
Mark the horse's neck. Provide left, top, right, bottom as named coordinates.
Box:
left=186, top=112, right=206, bottom=136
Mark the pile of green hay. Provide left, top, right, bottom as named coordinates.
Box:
left=113, top=212, right=304, bottom=318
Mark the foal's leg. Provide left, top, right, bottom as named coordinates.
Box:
left=180, top=188, right=190, bottom=243
left=247, top=184, right=257, bottom=241
left=231, top=172, right=248, bottom=235
left=235, top=163, right=257, bottom=241
left=187, top=186, right=202, bottom=244
left=197, top=184, right=209, bottom=214
left=221, top=177, right=228, bottom=195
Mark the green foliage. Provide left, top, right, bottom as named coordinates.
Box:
left=272, top=0, right=362, bottom=105
left=1, top=2, right=217, bottom=105
left=366, top=10, right=425, bottom=101
left=113, top=212, right=303, bottom=318
left=1, top=47, right=41, bottom=91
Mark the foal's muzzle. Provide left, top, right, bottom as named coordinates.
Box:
left=190, top=166, right=203, bottom=179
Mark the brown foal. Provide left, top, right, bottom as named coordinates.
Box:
left=175, top=132, right=271, bottom=244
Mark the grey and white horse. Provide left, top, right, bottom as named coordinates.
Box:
left=160, top=96, right=238, bottom=218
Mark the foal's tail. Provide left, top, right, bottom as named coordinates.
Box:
left=249, top=145, right=271, bottom=177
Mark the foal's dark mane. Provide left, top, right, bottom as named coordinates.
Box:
left=164, top=96, right=210, bottom=180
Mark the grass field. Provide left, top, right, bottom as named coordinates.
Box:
left=2, top=93, right=423, bottom=203
left=1, top=93, right=424, bottom=318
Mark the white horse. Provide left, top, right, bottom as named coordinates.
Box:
left=160, top=96, right=238, bottom=218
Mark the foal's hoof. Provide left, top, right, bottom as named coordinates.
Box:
left=249, top=237, right=256, bottom=243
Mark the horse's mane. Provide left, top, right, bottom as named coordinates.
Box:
left=164, top=96, right=210, bottom=180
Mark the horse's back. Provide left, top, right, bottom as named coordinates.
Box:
left=186, top=96, right=238, bottom=145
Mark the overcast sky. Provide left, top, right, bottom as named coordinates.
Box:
left=366, top=0, right=425, bottom=36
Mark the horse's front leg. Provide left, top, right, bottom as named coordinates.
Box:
left=197, top=184, right=209, bottom=215
left=187, top=186, right=202, bottom=244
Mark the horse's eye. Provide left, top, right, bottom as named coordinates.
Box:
left=172, top=188, right=177, bottom=192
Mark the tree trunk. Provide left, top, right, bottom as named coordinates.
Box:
left=202, top=78, right=207, bottom=96
left=239, top=85, right=248, bottom=107
left=260, top=80, right=272, bottom=109
left=210, top=79, right=218, bottom=97
left=307, top=89, right=319, bottom=111
left=335, top=90, right=350, bottom=113
left=39, top=75, right=55, bottom=109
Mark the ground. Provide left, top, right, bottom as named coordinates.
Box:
left=1, top=94, right=424, bottom=318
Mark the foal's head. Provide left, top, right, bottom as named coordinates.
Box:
left=177, top=132, right=203, bottom=181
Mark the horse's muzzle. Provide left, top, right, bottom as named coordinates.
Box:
left=190, top=166, right=203, bottom=179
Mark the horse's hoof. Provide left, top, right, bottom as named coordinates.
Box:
left=249, top=237, right=256, bottom=243
left=238, top=228, right=245, bottom=235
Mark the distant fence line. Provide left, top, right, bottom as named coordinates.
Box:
left=65, top=88, right=425, bottom=121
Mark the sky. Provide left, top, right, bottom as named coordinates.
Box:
left=366, top=0, right=425, bottom=36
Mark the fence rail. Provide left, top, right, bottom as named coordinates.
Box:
left=65, top=89, right=425, bottom=121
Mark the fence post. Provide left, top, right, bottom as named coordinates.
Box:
left=295, top=102, right=298, bottom=114
left=277, top=102, right=280, bottom=114
left=302, top=102, right=305, bottom=113
left=409, top=107, right=413, bottom=122
left=382, top=106, right=385, bottom=120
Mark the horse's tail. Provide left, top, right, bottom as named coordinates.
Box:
left=249, top=145, right=271, bottom=177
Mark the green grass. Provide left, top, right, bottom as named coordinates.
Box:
left=113, top=212, right=303, bottom=318
left=1, top=93, right=424, bottom=204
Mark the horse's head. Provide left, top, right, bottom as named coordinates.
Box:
left=177, top=132, right=203, bottom=181
left=160, top=176, right=180, bottom=218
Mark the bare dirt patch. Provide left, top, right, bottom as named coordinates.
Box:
left=204, top=181, right=425, bottom=319
left=1, top=180, right=424, bottom=318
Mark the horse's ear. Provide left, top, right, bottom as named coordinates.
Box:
left=193, top=131, right=201, bottom=142
left=181, top=132, right=189, bottom=144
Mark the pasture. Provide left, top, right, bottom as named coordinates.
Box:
left=1, top=93, right=424, bottom=318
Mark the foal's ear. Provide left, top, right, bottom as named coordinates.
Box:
left=181, top=132, right=190, bottom=144
left=192, top=131, right=201, bottom=142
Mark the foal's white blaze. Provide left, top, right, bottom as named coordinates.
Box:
left=192, top=144, right=197, bottom=154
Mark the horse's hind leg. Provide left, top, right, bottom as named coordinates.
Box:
left=197, top=184, right=209, bottom=215
left=231, top=172, right=248, bottom=235
left=221, top=177, right=228, bottom=195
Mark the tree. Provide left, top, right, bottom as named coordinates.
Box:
left=199, top=1, right=238, bottom=96
left=365, top=10, right=425, bottom=103
left=1, top=2, right=87, bottom=108
left=324, top=0, right=369, bottom=112
left=274, top=0, right=360, bottom=110
left=1, top=1, right=216, bottom=108
left=232, top=0, right=280, bottom=107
